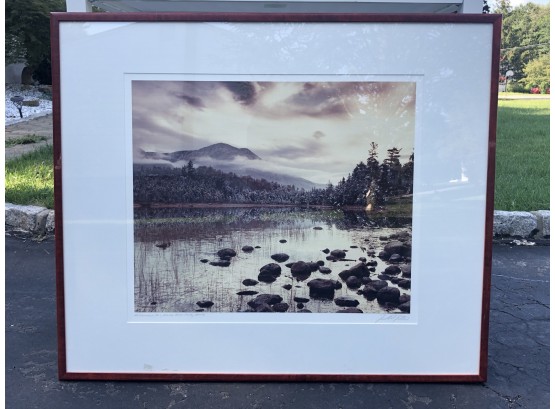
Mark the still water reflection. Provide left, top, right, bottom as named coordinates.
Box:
left=134, top=207, right=412, bottom=314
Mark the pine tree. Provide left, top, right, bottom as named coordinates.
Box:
left=365, top=142, right=381, bottom=208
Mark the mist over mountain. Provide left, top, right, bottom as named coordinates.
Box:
left=140, top=142, right=261, bottom=162
left=137, top=143, right=324, bottom=190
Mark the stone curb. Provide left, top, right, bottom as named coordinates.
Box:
left=5, top=203, right=55, bottom=236
left=4, top=203, right=550, bottom=241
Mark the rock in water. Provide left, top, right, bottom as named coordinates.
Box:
left=398, top=279, right=411, bottom=289
left=318, top=266, right=332, bottom=274
left=242, top=245, right=254, bottom=252
left=272, top=303, right=289, bottom=312
left=210, top=260, right=231, bottom=267
left=255, top=303, right=274, bottom=312
left=248, top=294, right=283, bottom=309
left=237, top=290, right=258, bottom=296
left=271, top=253, right=290, bottom=263
left=337, top=307, right=363, bottom=313
left=346, top=276, right=362, bottom=289
left=384, top=240, right=411, bottom=257
left=217, top=248, right=237, bottom=258
left=338, top=262, right=370, bottom=280
left=398, top=301, right=411, bottom=312
left=376, top=287, right=401, bottom=304
left=384, top=265, right=402, bottom=275
left=196, top=300, right=214, bottom=308
left=383, top=241, right=403, bottom=256
left=389, top=254, right=402, bottom=263
left=334, top=296, right=360, bottom=307
left=307, top=279, right=339, bottom=300
left=361, top=284, right=379, bottom=299
left=369, top=279, right=388, bottom=290
left=258, top=263, right=282, bottom=283
left=290, top=261, right=313, bottom=281
left=330, top=249, right=347, bottom=259
left=242, top=278, right=259, bottom=286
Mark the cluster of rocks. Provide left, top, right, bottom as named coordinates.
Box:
left=194, top=230, right=412, bottom=313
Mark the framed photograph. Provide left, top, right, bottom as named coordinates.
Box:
left=52, top=12, right=501, bottom=381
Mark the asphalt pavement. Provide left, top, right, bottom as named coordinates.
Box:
left=5, top=235, right=549, bottom=409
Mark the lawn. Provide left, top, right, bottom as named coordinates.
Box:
left=4, top=99, right=550, bottom=211
left=498, top=92, right=550, bottom=99
left=5, top=145, right=54, bottom=209
left=495, top=99, right=550, bottom=211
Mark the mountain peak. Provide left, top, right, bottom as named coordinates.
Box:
left=140, top=142, right=261, bottom=163
left=195, top=143, right=261, bottom=161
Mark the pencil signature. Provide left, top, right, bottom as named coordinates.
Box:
left=375, top=314, right=411, bottom=323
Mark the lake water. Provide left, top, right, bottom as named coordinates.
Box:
left=134, top=207, right=412, bottom=314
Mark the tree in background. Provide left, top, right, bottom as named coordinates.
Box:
left=520, top=54, right=550, bottom=93
left=494, top=0, right=550, bottom=89
left=6, top=0, right=66, bottom=84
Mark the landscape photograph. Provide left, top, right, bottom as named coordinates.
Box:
left=132, top=79, right=416, bottom=314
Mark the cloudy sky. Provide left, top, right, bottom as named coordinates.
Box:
left=132, top=80, right=416, bottom=185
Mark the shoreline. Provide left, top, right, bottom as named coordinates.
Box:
left=135, top=202, right=350, bottom=210
left=133, top=202, right=414, bottom=216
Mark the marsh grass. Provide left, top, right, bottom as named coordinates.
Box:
left=5, top=145, right=54, bottom=209
left=495, top=99, right=550, bottom=211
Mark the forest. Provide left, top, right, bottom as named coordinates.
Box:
left=492, top=0, right=550, bottom=93
left=134, top=143, right=414, bottom=209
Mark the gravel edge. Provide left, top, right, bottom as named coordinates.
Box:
left=5, top=203, right=550, bottom=243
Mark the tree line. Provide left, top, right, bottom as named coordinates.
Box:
left=134, top=142, right=414, bottom=208
left=490, top=0, right=550, bottom=93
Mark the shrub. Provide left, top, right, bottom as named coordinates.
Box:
left=520, top=54, right=550, bottom=94
left=506, top=82, right=528, bottom=93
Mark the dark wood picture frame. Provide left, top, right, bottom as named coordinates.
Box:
left=51, top=12, right=501, bottom=382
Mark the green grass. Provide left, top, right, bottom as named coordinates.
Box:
left=498, top=92, right=550, bottom=99
left=5, top=145, right=54, bottom=209
left=5, top=134, right=48, bottom=148
left=495, top=99, right=550, bottom=211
